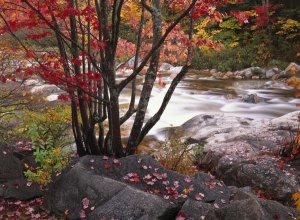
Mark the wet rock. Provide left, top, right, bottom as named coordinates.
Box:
left=176, top=112, right=300, bottom=204
left=241, top=93, right=260, bottom=103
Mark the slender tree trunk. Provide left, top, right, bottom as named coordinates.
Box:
left=126, top=0, right=162, bottom=154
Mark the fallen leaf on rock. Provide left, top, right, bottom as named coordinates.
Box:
left=195, top=192, right=204, bottom=201
left=176, top=211, right=186, bottom=220
left=64, top=209, right=70, bottom=216
left=103, top=163, right=112, bottom=169
left=80, top=210, right=86, bottom=218
left=144, top=174, right=152, bottom=180
left=113, top=159, right=121, bottom=166
left=184, top=177, right=192, bottom=183
left=173, top=181, right=179, bottom=188
left=214, top=203, right=219, bottom=209
left=82, top=197, right=89, bottom=209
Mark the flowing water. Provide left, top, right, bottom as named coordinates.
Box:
left=119, top=70, right=300, bottom=137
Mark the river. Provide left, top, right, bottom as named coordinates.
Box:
left=120, top=70, right=300, bottom=137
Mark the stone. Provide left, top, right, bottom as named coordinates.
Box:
left=3, top=178, right=42, bottom=200
left=180, top=188, right=297, bottom=220
left=241, top=93, right=260, bottom=103
left=30, top=84, right=62, bottom=94
left=174, top=112, right=300, bottom=204
left=127, top=56, right=141, bottom=69
left=266, top=68, right=280, bottom=78
left=44, top=153, right=298, bottom=219
left=243, top=68, right=253, bottom=79
left=45, top=155, right=231, bottom=219
left=87, top=186, right=176, bottom=220
left=0, top=147, right=42, bottom=200
left=225, top=71, right=234, bottom=78
left=167, top=66, right=183, bottom=75
left=210, top=69, right=217, bottom=74
left=0, top=153, right=23, bottom=183
left=159, top=63, right=174, bottom=72
left=285, top=62, right=300, bottom=77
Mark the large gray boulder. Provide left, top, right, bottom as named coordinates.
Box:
left=46, top=155, right=232, bottom=219
left=175, top=112, right=300, bottom=204
left=0, top=148, right=42, bottom=200
left=45, top=155, right=298, bottom=219
left=181, top=188, right=297, bottom=220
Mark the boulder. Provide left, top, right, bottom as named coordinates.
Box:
left=45, top=155, right=232, bottom=219
left=0, top=148, right=42, bottom=200
left=159, top=63, right=174, bottom=72
left=210, top=69, right=217, bottom=74
left=167, top=66, right=183, bottom=75
left=241, top=93, right=260, bottom=103
left=174, top=112, right=300, bottom=204
left=2, top=179, right=42, bottom=200
left=0, top=153, right=23, bottom=183
left=181, top=189, right=297, bottom=220
left=30, top=84, right=62, bottom=95
left=127, top=56, right=141, bottom=69
left=224, top=71, right=234, bottom=79
left=266, top=68, right=280, bottom=78
left=45, top=154, right=298, bottom=219
left=285, top=62, right=300, bottom=77
left=243, top=68, right=253, bottom=79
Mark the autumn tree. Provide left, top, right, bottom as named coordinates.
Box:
left=0, top=0, right=242, bottom=157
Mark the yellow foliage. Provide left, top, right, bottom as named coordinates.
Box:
left=276, top=18, right=300, bottom=40
left=292, top=192, right=300, bottom=211
left=287, top=77, right=300, bottom=90
left=229, top=42, right=239, bottom=48
left=194, top=18, right=212, bottom=40
left=121, top=0, right=141, bottom=22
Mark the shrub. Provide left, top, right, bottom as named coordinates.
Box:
left=19, top=105, right=73, bottom=148
left=19, top=105, right=74, bottom=187
left=153, top=137, right=203, bottom=176
left=24, top=146, right=71, bottom=186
